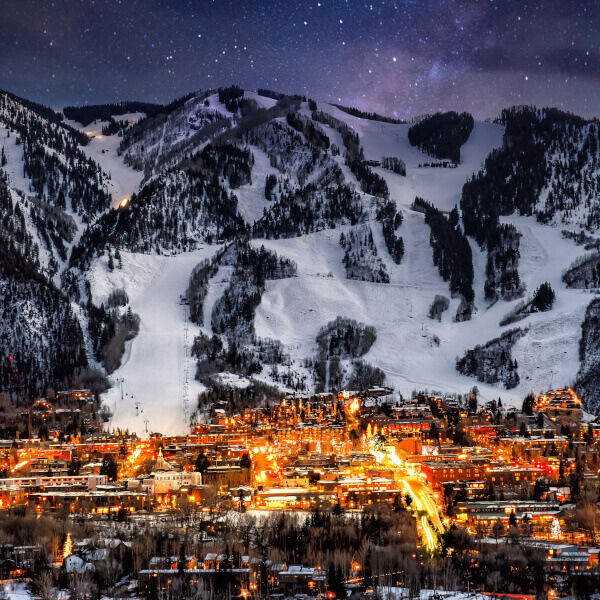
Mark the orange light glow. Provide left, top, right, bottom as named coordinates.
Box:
left=348, top=398, right=360, bottom=414
left=63, top=532, right=73, bottom=560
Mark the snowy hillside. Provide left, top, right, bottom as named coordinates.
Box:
left=67, top=117, right=145, bottom=208
left=0, top=92, right=115, bottom=401
left=1, top=87, right=599, bottom=434
left=252, top=202, right=593, bottom=404
left=313, top=102, right=504, bottom=212
left=0, top=91, right=112, bottom=218
left=82, top=92, right=600, bottom=432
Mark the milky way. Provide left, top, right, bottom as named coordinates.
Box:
left=1, top=0, right=598, bottom=118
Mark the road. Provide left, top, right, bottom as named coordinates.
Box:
left=404, top=476, right=444, bottom=532
left=370, top=442, right=445, bottom=552
left=121, top=443, right=155, bottom=478
left=399, top=476, right=443, bottom=552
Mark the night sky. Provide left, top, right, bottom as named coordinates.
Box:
left=1, top=0, right=598, bottom=119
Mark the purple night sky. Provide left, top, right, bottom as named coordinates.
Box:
left=1, top=0, right=598, bottom=119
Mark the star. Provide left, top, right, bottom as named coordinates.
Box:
left=0, top=0, right=594, bottom=120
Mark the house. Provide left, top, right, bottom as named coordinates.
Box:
left=0, top=559, right=17, bottom=580
left=64, top=554, right=94, bottom=574
left=138, top=567, right=251, bottom=598
left=278, top=565, right=327, bottom=596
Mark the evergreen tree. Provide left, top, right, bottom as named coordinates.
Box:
left=100, top=455, right=118, bottom=481
left=522, top=393, right=535, bottom=415
left=114, top=248, right=122, bottom=269
left=408, top=111, right=474, bottom=163
left=177, top=543, right=186, bottom=575
left=531, top=281, right=555, bottom=312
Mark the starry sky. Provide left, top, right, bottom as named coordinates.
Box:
left=1, top=0, right=598, bottom=119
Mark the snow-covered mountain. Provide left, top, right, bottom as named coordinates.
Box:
left=2, top=87, right=600, bottom=433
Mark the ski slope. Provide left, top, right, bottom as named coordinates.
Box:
left=252, top=104, right=593, bottom=406
left=89, top=247, right=219, bottom=436
left=254, top=206, right=591, bottom=405
left=71, top=112, right=216, bottom=435
left=317, top=103, right=504, bottom=211
left=234, top=145, right=280, bottom=225
left=0, top=124, right=35, bottom=195
left=81, top=132, right=144, bottom=208
left=64, top=116, right=145, bottom=208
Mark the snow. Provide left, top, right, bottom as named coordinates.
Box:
left=315, top=103, right=503, bottom=212
left=0, top=125, right=37, bottom=196
left=244, top=91, right=278, bottom=109
left=46, top=97, right=600, bottom=432
left=6, top=186, right=52, bottom=275
left=88, top=251, right=168, bottom=307
left=1, top=105, right=142, bottom=211
left=249, top=109, right=595, bottom=406
left=2, top=581, right=33, bottom=600
left=500, top=216, right=594, bottom=395
left=89, top=247, right=221, bottom=435
left=75, top=129, right=144, bottom=208
left=253, top=208, right=594, bottom=405
left=205, top=89, right=280, bottom=116
left=200, top=265, right=233, bottom=336
left=203, top=93, right=234, bottom=118
left=374, top=127, right=501, bottom=212
left=378, top=589, right=488, bottom=600
left=234, top=145, right=279, bottom=224
left=214, top=372, right=251, bottom=389
left=253, top=218, right=472, bottom=396
left=0, top=127, right=89, bottom=280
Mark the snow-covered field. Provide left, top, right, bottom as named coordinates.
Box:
left=504, top=216, right=593, bottom=394
left=234, top=145, right=279, bottom=224
left=253, top=211, right=591, bottom=404
left=81, top=131, right=144, bottom=208
left=89, top=248, right=220, bottom=435
left=0, top=124, right=35, bottom=195
left=0, top=581, right=34, bottom=600
left=244, top=90, right=278, bottom=109
left=317, top=103, right=504, bottom=212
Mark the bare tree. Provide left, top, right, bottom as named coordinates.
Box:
left=486, top=570, right=503, bottom=599
left=32, top=571, right=57, bottom=600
